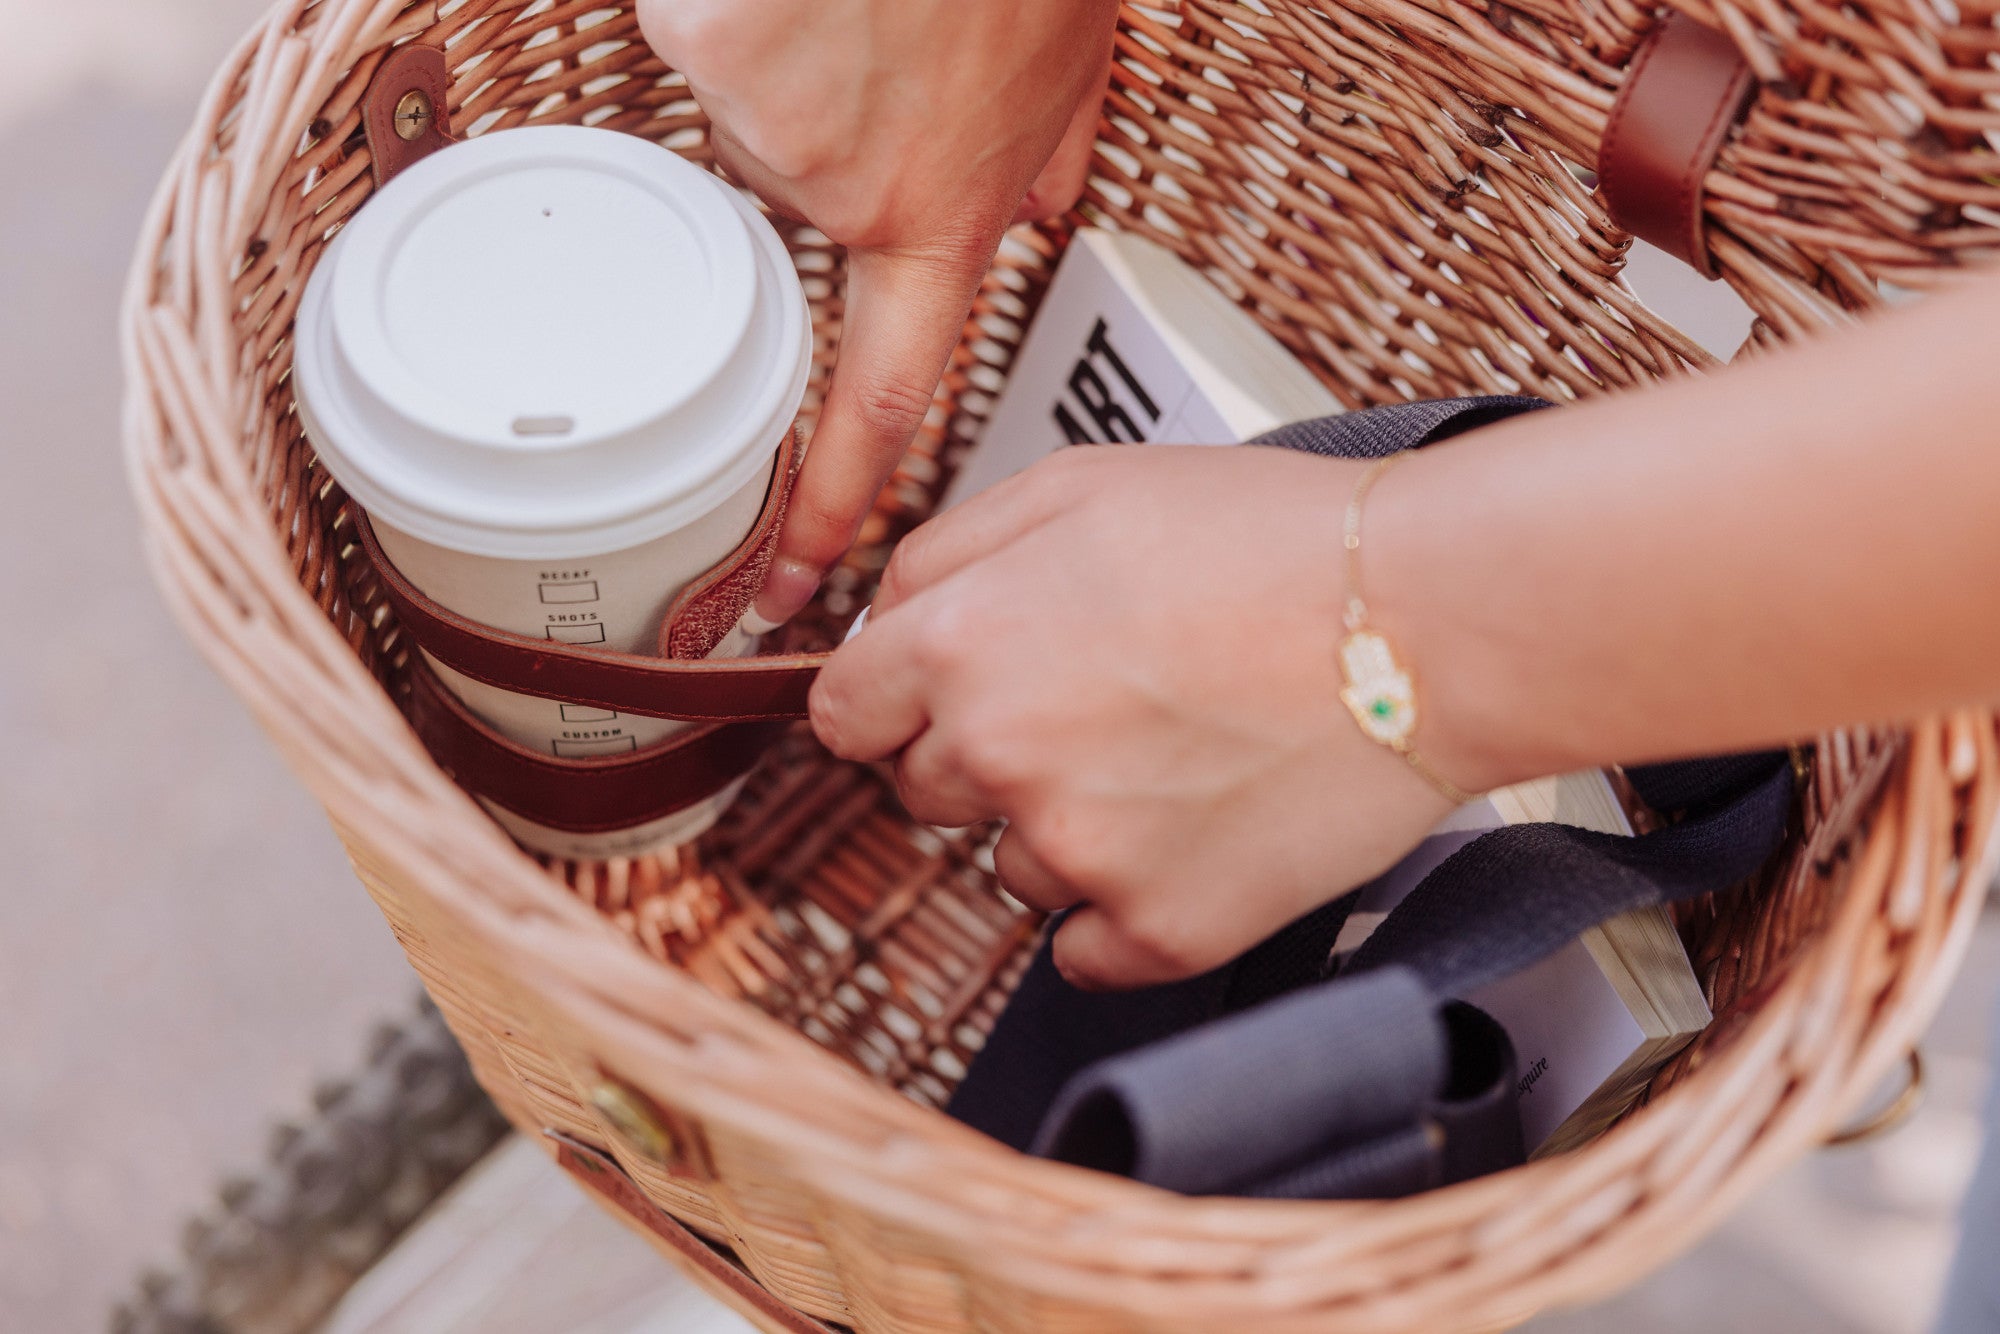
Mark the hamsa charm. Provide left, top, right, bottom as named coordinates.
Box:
left=1338, top=629, right=1418, bottom=748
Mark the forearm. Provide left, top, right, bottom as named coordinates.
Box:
left=1371, top=272, right=2000, bottom=791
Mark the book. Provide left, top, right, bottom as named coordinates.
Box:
left=1331, top=772, right=1710, bottom=1154
left=949, top=224, right=1711, bottom=1154
left=942, top=227, right=1345, bottom=506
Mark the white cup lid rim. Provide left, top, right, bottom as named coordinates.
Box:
left=328, top=125, right=757, bottom=449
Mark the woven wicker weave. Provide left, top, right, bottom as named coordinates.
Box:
left=124, top=1, right=2000, bottom=1329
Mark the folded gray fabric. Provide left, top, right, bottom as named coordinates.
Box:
left=1034, top=967, right=1446, bottom=1195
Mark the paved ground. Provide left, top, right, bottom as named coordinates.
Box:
left=0, top=4, right=1992, bottom=1332
left=0, top=5, right=420, bottom=1330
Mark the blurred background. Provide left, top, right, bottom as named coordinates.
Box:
left=1, top=3, right=1994, bottom=1331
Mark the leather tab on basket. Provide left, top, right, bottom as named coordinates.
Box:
left=1598, top=12, right=1754, bottom=277
left=362, top=44, right=455, bottom=189
left=405, top=665, right=789, bottom=832
left=549, top=1133, right=837, bottom=1333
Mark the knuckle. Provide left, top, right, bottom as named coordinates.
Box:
left=1051, top=942, right=1112, bottom=993
left=892, top=760, right=938, bottom=820
left=954, top=718, right=1031, bottom=792
left=1023, top=809, right=1116, bottom=891
left=895, top=754, right=976, bottom=828
left=846, top=369, right=938, bottom=444
left=908, top=600, right=976, bottom=675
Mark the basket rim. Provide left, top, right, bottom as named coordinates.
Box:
left=116, top=0, right=2000, bottom=1322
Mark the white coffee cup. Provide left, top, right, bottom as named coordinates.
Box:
left=294, top=125, right=811, bottom=859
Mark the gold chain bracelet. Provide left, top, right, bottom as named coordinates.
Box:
left=1337, top=451, right=1479, bottom=806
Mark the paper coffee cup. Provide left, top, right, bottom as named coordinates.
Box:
left=294, top=126, right=811, bottom=859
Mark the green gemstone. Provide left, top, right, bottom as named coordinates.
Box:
left=1371, top=698, right=1395, bottom=719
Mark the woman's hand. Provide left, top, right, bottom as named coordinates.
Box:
left=637, top=0, right=1119, bottom=626
left=809, top=445, right=1467, bottom=991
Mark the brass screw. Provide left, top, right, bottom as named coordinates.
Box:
left=393, top=88, right=435, bottom=142
left=589, top=1079, right=678, bottom=1166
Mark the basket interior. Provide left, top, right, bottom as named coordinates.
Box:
left=240, top=0, right=1867, bottom=1125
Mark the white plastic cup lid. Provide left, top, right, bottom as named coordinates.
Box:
left=295, top=125, right=811, bottom=560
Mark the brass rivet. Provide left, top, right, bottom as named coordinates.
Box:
left=589, top=1079, right=677, bottom=1166
left=393, top=88, right=434, bottom=142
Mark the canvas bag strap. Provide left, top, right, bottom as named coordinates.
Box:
left=948, top=398, right=1795, bottom=1200
left=1018, top=752, right=1789, bottom=1198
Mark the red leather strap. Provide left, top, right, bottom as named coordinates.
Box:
left=355, top=428, right=827, bottom=725
left=362, top=44, right=455, bottom=190
left=550, top=1134, right=837, bottom=1334
left=406, top=665, right=791, bottom=832
left=364, top=432, right=825, bottom=830
left=1598, top=12, right=1755, bottom=278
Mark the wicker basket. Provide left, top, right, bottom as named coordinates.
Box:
left=124, top=1, right=2000, bottom=1329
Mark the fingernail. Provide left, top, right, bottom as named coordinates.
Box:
left=753, top=558, right=821, bottom=628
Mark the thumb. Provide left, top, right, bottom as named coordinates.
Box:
left=1050, top=907, right=1195, bottom=993
left=755, top=237, right=998, bottom=626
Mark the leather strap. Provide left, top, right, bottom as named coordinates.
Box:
left=362, top=43, right=455, bottom=189
left=356, top=427, right=827, bottom=726
left=405, top=665, right=791, bottom=832
left=550, top=1134, right=838, bottom=1334
left=1598, top=12, right=1755, bottom=278
left=362, top=427, right=826, bottom=832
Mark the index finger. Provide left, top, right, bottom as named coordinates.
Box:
left=808, top=580, right=947, bottom=762
left=755, top=237, right=999, bottom=626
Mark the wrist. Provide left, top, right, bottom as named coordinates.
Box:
left=1356, top=444, right=1580, bottom=795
